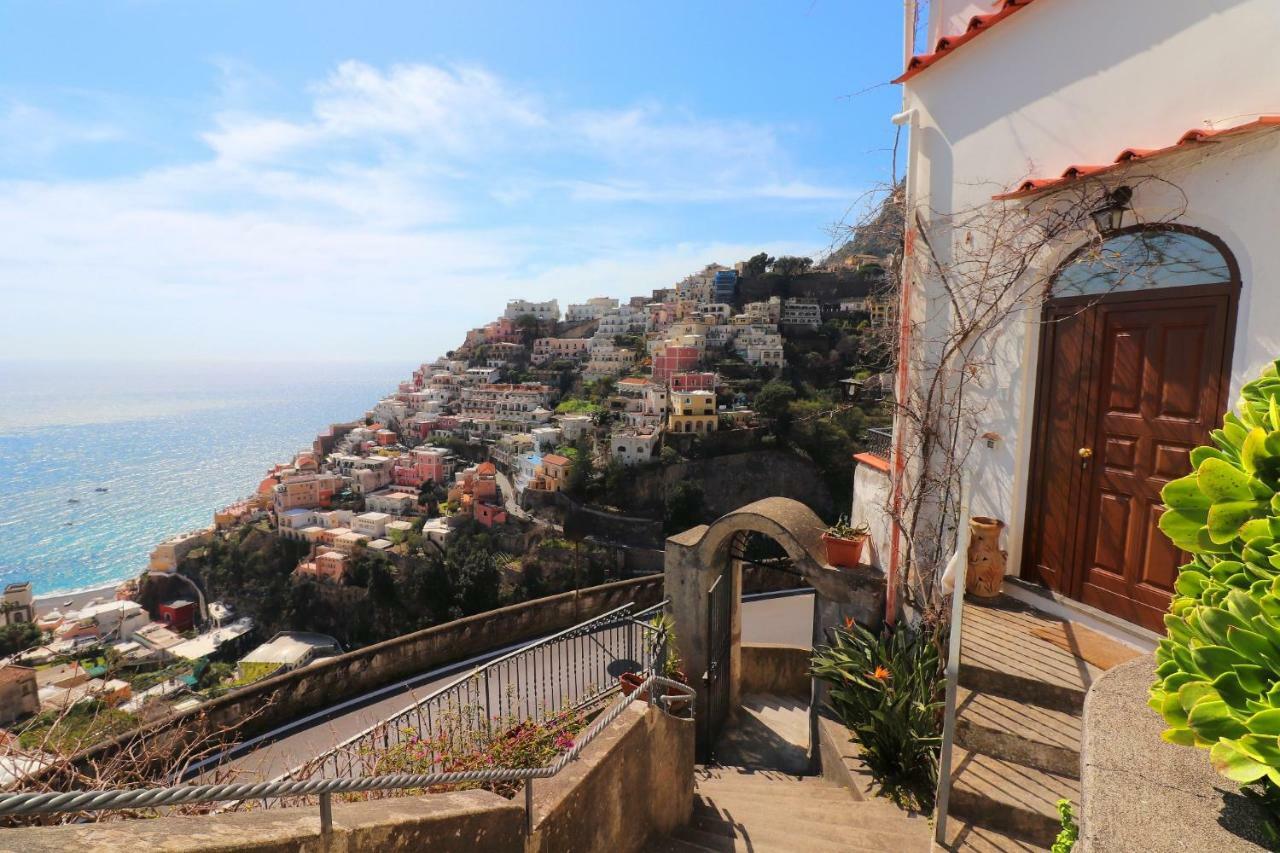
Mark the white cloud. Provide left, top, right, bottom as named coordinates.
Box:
left=0, top=60, right=848, bottom=361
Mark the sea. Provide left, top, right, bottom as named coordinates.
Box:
left=0, top=360, right=410, bottom=598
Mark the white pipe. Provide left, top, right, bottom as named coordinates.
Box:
left=892, top=109, right=917, bottom=126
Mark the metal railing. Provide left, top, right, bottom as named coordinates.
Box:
left=0, top=673, right=695, bottom=838
left=865, top=427, right=893, bottom=460
left=265, top=600, right=669, bottom=797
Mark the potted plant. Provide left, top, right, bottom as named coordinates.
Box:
left=822, top=516, right=870, bottom=568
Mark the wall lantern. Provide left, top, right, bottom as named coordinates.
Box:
left=1089, top=185, right=1133, bottom=235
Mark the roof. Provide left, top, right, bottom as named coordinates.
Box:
left=541, top=454, right=571, bottom=466
left=241, top=632, right=339, bottom=666
left=894, top=0, right=1039, bottom=84
left=994, top=115, right=1280, bottom=199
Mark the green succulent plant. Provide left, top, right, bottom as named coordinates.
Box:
left=1152, top=360, right=1280, bottom=788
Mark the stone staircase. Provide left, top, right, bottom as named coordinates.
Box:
left=647, top=693, right=932, bottom=852
left=940, top=596, right=1141, bottom=851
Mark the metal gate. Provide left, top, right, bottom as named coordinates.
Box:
left=702, top=570, right=733, bottom=762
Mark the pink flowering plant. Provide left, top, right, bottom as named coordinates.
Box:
left=354, top=700, right=590, bottom=799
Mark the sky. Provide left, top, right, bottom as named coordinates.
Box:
left=0, top=1, right=905, bottom=364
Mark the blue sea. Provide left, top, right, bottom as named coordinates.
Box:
left=0, top=361, right=409, bottom=597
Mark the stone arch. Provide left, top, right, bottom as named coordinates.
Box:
left=663, top=497, right=886, bottom=758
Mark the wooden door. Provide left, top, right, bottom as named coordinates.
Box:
left=1023, top=286, right=1235, bottom=631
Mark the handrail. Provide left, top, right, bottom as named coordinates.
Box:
left=0, top=674, right=695, bottom=838
left=263, top=598, right=662, bottom=795
left=933, top=472, right=970, bottom=845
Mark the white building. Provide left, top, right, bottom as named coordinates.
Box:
left=565, top=297, right=619, bottom=323
left=352, top=512, right=391, bottom=539
left=237, top=632, right=341, bottom=679
left=503, top=299, right=560, bottom=323
left=780, top=299, right=822, bottom=329
left=610, top=430, right=662, bottom=466
left=557, top=414, right=594, bottom=443
left=865, top=0, right=1280, bottom=635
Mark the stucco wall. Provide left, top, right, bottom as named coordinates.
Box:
left=901, top=0, right=1280, bottom=577
left=530, top=704, right=695, bottom=853
left=850, top=457, right=893, bottom=570
left=66, top=576, right=664, bottom=778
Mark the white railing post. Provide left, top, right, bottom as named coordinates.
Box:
left=934, top=473, right=970, bottom=846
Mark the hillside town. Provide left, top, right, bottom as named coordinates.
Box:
left=0, top=252, right=893, bottom=736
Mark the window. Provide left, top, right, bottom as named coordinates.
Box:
left=1054, top=228, right=1233, bottom=297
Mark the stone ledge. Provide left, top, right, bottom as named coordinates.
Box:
left=1080, top=656, right=1272, bottom=852
left=0, top=789, right=523, bottom=853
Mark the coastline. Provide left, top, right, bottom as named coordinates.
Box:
left=33, top=581, right=127, bottom=617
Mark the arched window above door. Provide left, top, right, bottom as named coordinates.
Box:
left=1054, top=227, right=1235, bottom=298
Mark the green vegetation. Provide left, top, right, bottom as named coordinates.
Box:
left=664, top=480, right=705, bottom=534
left=811, top=620, right=944, bottom=810
left=1150, top=359, right=1280, bottom=820
left=17, top=700, right=140, bottom=754
left=1052, top=799, right=1079, bottom=853
left=555, top=398, right=602, bottom=415
left=0, top=622, right=42, bottom=656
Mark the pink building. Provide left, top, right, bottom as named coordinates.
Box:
left=670, top=372, right=718, bottom=393
left=474, top=501, right=508, bottom=528
left=652, top=345, right=701, bottom=384
left=392, top=447, right=453, bottom=488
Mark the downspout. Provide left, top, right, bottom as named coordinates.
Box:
left=887, top=96, right=918, bottom=627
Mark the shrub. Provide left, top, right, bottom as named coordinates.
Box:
left=810, top=619, right=944, bottom=810
left=1153, top=359, right=1280, bottom=798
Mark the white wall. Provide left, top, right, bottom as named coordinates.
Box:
left=901, top=0, right=1280, bottom=574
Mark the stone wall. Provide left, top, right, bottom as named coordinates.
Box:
left=739, top=643, right=811, bottom=699
left=850, top=455, right=892, bottom=569
left=68, top=576, right=664, bottom=777
left=6, top=704, right=693, bottom=853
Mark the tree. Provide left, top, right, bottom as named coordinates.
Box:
left=0, top=622, right=41, bottom=656
left=565, top=438, right=595, bottom=497
left=769, top=256, right=813, bottom=276
left=664, top=480, right=705, bottom=534
left=754, top=380, right=797, bottom=432
left=514, top=313, right=541, bottom=347
left=744, top=252, right=773, bottom=277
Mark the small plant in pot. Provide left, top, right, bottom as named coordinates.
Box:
left=822, top=516, right=870, bottom=568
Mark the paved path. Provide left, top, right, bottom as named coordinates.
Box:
left=205, top=591, right=814, bottom=783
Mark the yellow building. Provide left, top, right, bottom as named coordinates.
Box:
left=667, top=391, right=718, bottom=434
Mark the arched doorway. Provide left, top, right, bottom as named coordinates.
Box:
left=664, top=497, right=887, bottom=760
left=1022, top=225, right=1240, bottom=630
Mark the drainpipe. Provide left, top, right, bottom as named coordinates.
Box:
left=886, top=101, right=918, bottom=627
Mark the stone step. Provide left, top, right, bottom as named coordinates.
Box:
left=693, top=807, right=931, bottom=850
left=959, top=599, right=1106, bottom=713
left=675, top=822, right=922, bottom=853
left=938, top=817, right=1050, bottom=852
left=696, top=781, right=897, bottom=812
left=646, top=836, right=723, bottom=853
left=694, top=796, right=925, bottom=832
left=949, top=747, right=1076, bottom=847
left=954, top=687, right=1081, bottom=778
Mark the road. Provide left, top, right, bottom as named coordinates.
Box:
left=204, top=590, right=814, bottom=783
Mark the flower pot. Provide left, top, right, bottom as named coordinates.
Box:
left=619, top=671, right=645, bottom=697
left=966, top=516, right=1007, bottom=598
left=822, top=533, right=866, bottom=569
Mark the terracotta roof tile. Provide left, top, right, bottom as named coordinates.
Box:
left=894, top=0, right=1039, bottom=84
left=994, top=115, right=1280, bottom=200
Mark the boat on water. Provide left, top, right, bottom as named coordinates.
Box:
left=67, top=498, right=80, bottom=504
left=94, top=487, right=108, bottom=492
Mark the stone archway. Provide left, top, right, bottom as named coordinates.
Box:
left=663, top=497, right=886, bottom=758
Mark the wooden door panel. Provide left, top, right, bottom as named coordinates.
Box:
left=1024, top=283, right=1234, bottom=632
left=1078, top=295, right=1230, bottom=630
left=1023, top=308, right=1093, bottom=591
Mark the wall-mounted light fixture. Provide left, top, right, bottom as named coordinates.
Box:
left=1089, top=185, right=1134, bottom=235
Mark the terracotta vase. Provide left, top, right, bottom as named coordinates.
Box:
left=822, top=533, right=866, bottom=569
left=966, top=516, right=1007, bottom=598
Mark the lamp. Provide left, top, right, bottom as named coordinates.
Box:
left=1089, top=185, right=1133, bottom=235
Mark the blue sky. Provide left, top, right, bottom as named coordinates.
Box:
left=0, top=1, right=903, bottom=363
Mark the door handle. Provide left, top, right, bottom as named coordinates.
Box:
left=1078, top=447, right=1093, bottom=460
